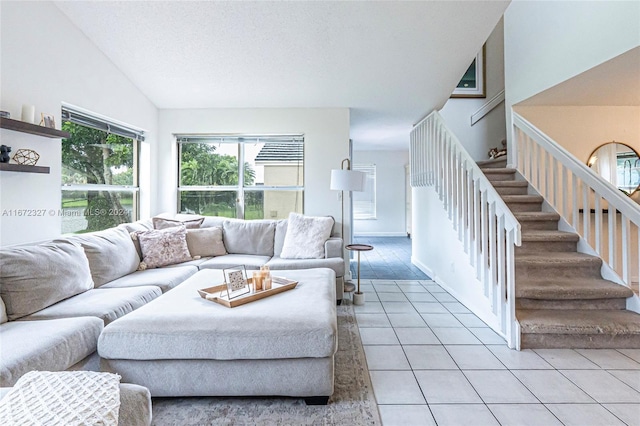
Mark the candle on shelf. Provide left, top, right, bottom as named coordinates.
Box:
left=21, top=105, right=35, bottom=124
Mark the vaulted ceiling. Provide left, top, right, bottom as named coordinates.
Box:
left=54, top=1, right=509, bottom=150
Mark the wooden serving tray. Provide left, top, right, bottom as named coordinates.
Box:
left=198, top=276, right=298, bottom=308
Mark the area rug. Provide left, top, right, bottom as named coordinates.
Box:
left=151, top=303, right=381, bottom=425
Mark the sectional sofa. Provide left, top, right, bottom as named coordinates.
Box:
left=0, top=213, right=345, bottom=387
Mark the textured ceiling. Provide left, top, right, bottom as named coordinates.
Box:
left=54, top=1, right=509, bottom=150
left=518, top=46, right=640, bottom=107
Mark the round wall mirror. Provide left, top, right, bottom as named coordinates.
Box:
left=587, top=141, right=640, bottom=195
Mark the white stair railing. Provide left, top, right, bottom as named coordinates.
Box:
left=512, top=112, right=640, bottom=290
left=411, top=111, right=522, bottom=348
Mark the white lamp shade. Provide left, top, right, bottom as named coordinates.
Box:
left=330, top=169, right=365, bottom=192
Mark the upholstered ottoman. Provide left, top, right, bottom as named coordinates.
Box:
left=98, top=268, right=337, bottom=405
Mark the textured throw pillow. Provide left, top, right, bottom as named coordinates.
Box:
left=152, top=216, right=204, bottom=230
left=137, top=226, right=192, bottom=269
left=186, top=227, right=227, bottom=257
left=280, top=213, right=335, bottom=259
left=0, top=242, right=94, bottom=320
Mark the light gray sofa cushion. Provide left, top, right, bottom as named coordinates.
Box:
left=22, top=286, right=161, bottom=325
left=99, top=265, right=198, bottom=293
left=223, top=220, right=275, bottom=256
left=200, top=216, right=227, bottom=229
left=324, top=237, right=344, bottom=259
left=266, top=256, right=345, bottom=277
left=98, top=268, right=337, bottom=361
left=197, top=254, right=271, bottom=271
left=0, top=242, right=94, bottom=321
left=273, top=219, right=288, bottom=257
left=65, top=228, right=140, bottom=287
left=0, top=298, right=6, bottom=325
left=118, top=383, right=152, bottom=426
left=0, top=317, right=102, bottom=387
left=186, top=227, right=227, bottom=257
left=118, top=221, right=153, bottom=260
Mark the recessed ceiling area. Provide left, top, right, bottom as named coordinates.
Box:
left=517, top=46, right=640, bottom=107
left=54, top=1, right=509, bottom=150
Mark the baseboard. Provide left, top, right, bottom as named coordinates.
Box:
left=354, top=232, right=408, bottom=237
left=411, top=256, right=434, bottom=279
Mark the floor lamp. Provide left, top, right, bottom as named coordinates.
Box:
left=330, top=158, right=365, bottom=297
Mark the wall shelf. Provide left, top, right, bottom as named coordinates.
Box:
left=0, top=117, right=70, bottom=139
left=0, top=163, right=50, bottom=174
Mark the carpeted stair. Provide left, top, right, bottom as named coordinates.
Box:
left=480, top=163, right=640, bottom=349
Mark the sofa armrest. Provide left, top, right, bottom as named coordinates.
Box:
left=324, top=237, right=343, bottom=259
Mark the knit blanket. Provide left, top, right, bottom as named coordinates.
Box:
left=0, top=371, right=121, bottom=426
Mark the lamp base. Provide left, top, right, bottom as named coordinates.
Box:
left=353, top=291, right=365, bottom=306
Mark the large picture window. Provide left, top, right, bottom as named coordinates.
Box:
left=177, top=135, right=304, bottom=219
left=61, top=107, right=142, bottom=233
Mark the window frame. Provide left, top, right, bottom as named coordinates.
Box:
left=60, top=106, right=142, bottom=233
left=176, top=135, right=304, bottom=219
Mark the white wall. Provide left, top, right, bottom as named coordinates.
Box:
left=504, top=1, right=640, bottom=128
left=440, top=18, right=506, bottom=161
left=412, top=186, right=501, bottom=332
left=515, top=106, right=640, bottom=165
left=0, top=1, right=158, bottom=246
left=156, top=108, right=350, bottom=235
left=352, top=150, right=408, bottom=236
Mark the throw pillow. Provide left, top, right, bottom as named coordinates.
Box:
left=280, top=213, right=335, bottom=259
left=0, top=242, right=94, bottom=321
left=152, top=216, right=204, bottom=230
left=186, top=227, right=227, bottom=257
left=137, top=226, right=192, bottom=269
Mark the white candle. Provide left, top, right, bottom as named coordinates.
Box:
left=21, top=105, right=35, bottom=124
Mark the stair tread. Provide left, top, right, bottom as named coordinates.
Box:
left=518, top=309, right=640, bottom=335
left=477, top=158, right=507, bottom=168
left=517, top=278, right=634, bottom=299
left=483, top=168, right=517, bottom=174
left=516, top=252, right=601, bottom=265
left=521, top=230, right=580, bottom=242
left=492, top=181, right=529, bottom=187
left=502, top=195, right=544, bottom=202
left=514, top=212, right=560, bottom=221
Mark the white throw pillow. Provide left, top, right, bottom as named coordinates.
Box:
left=280, top=213, right=334, bottom=259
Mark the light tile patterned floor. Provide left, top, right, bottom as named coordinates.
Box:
left=352, top=280, right=640, bottom=426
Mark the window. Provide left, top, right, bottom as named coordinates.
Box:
left=61, top=107, right=143, bottom=233
left=177, top=135, right=304, bottom=219
left=353, top=164, right=376, bottom=219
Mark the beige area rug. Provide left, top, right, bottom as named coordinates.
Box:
left=151, top=303, right=381, bottom=425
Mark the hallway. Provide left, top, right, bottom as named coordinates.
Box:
left=351, top=237, right=430, bottom=280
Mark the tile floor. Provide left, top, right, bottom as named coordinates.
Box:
left=351, top=236, right=429, bottom=280
left=353, top=280, right=640, bottom=426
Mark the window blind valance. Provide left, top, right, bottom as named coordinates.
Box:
left=62, top=107, right=145, bottom=141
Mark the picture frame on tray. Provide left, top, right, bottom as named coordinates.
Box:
left=222, top=265, right=250, bottom=299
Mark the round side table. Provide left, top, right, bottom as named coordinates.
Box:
left=345, top=244, right=373, bottom=305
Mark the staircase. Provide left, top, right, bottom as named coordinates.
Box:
left=480, top=162, right=640, bottom=349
